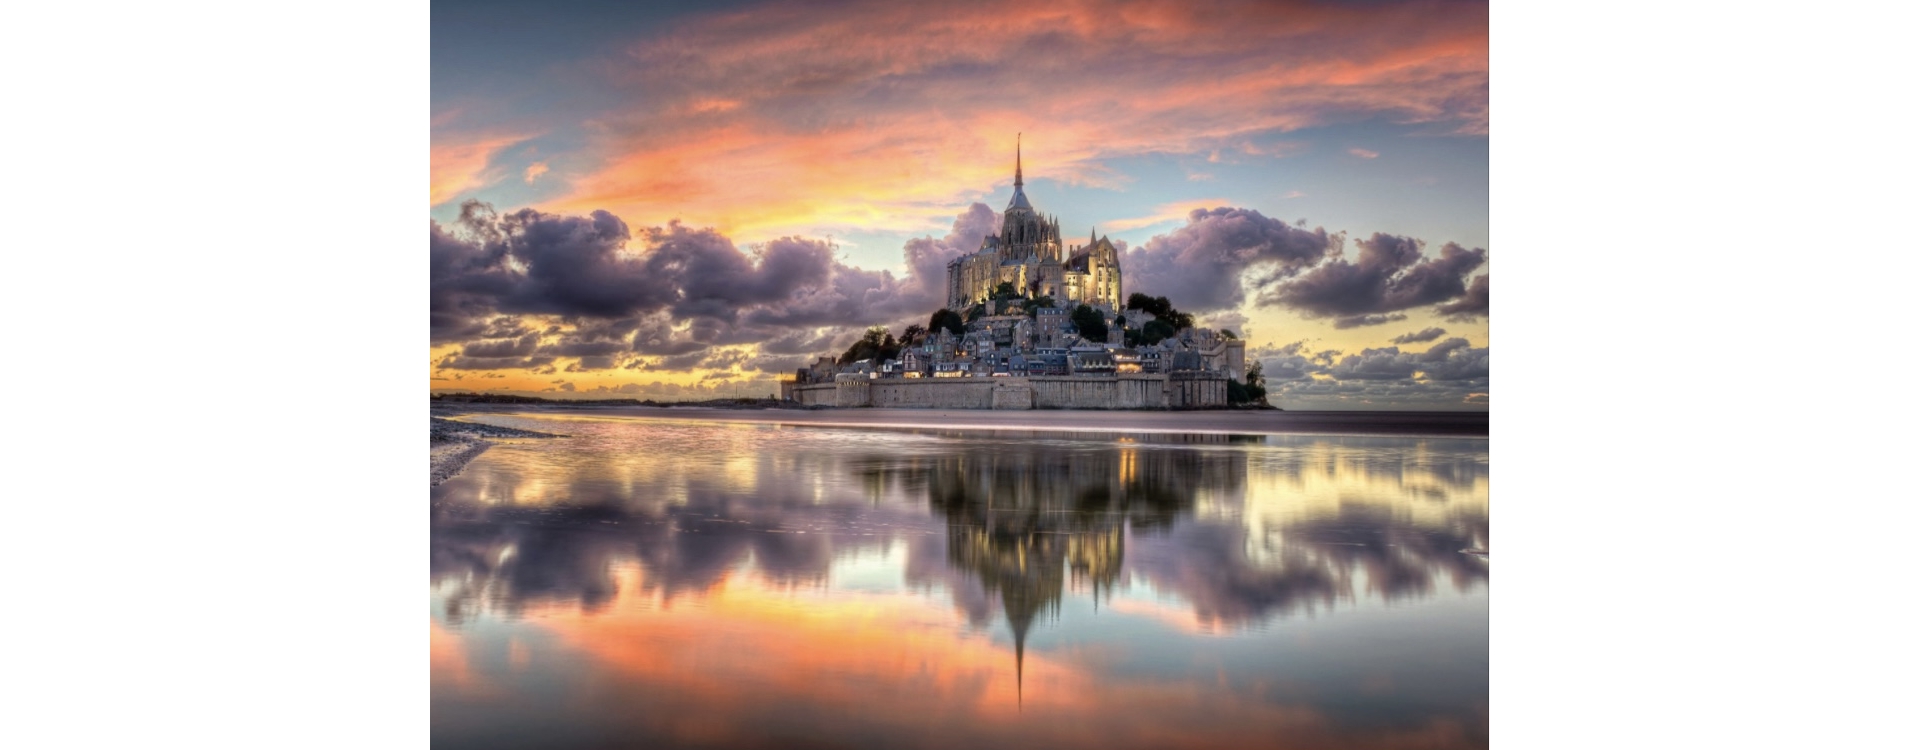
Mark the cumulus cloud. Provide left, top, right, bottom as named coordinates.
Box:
left=1201, top=311, right=1250, bottom=339
left=1436, top=274, right=1488, bottom=321
left=1251, top=341, right=1323, bottom=382
left=1251, top=338, right=1489, bottom=408
left=1390, top=327, right=1447, bottom=344
left=431, top=200, right=989, bottom=373
left=1326, top=338, right=1488, bottom=382
left=1123, top=207, right=1334, bottom=312
left=1333, top=313, right=1407, bottom=329
left=1260, top=232, right=1486, bottom=322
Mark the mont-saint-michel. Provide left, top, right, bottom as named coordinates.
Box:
left=781, top=141, right=1255, bottom=410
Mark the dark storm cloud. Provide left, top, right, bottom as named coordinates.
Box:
left=648, top=228, right=836, bottom=323
left=1260, top=233, right=1486, bottom=320
left=1332, top=313, right=1406, bottom=329
left=1271, top=375, right=1489, bottom=408
left=656, top=350, right=710, bottom=371
left=433, top=201, right=998, bottom=372
left=1251, top=341, right=1325, bottom=381
left=543, top=338, right=630, bottom=358
left=1416, top=337, right=1490, bottom=381
left=458, top=333, right=541, bottom=358
left=1122, top=207, right=1333, bottom=312
left=1251, top=337, right=1490, bottom=407
left=757, top=329, right=841, bottom=356
left=1325, top=337, right=1488, bottom=382
left=699, top=349, right=751, bottom=371
left=747, top=354, right=810, bottom=374
left=436, top=354, right=557, bottom=371
left=1436, top=273, right=1488, bottom=321
left=564, top=356, right=619, bottom=372
left=1390, top=327, right=1448, bottom=344
left=1328, top=347, right=1419, bottom=380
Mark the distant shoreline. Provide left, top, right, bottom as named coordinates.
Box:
left=432, top=401, right=1487, bottom=439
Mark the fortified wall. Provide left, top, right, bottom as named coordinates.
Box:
left=782, top=372, right=1229, bottom=410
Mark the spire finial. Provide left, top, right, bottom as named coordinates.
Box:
left=1015, top=133, right=1023, bottom=189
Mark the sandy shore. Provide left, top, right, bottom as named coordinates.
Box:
left=430, top=417, right=564, bottom=486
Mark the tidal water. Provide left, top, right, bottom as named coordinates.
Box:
left=431, top=410, right=1489, bottom=749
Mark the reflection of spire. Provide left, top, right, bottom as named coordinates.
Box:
left=923, top=444, right=1231, bottom=711
left=1015, top=617, right=1025, bottom=710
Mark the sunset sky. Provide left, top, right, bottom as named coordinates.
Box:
left=431, top=0, right=1490, bottom=409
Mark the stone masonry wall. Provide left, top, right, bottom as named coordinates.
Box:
left=788, top=373, right=1229, bottom=409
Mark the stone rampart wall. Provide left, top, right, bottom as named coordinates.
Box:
left=788, top=373, right=1229, bottom=409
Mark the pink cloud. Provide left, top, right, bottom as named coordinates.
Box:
left=533, top=0, right=1485, bottom=237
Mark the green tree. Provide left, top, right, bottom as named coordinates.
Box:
left=928, top=309, right=966, bottom=337
left=1124, top=293, right=1191, bottom=331
left=992, top=281, right=1018, bottom=300
left=901, top=324, right=927, bottom=345
left=1125, top=293, right=1166, bottom=317
left=1140, top=319, right=1176, bottom=346
left=1070, top=304, right=1109, bottom=342
left=1229, top=360, right=1267, bottom=406
left=838, top=326, right=892, bottom=364
left=1219, top=329, right=1236, bottom=340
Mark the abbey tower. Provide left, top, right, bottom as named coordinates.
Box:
left=945, top=138, right=1124, bottom=311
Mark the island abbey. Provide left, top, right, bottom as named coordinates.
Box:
left=945, top=139, right=1124, bottom=312
left=783, top=138, right=1246, bottom=410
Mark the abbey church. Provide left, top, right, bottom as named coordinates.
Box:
left=945, top=141, right=1124, bottom=311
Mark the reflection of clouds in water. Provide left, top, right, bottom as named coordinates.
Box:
left=430, top=416, right=1488, bottom=749
left=431, top=499, right=929, bottom=623
left=432, top=419, right=1487, bottom=635
left=1128, top=502, right=1489, bottom=628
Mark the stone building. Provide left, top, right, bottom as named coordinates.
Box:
left=947, top=138, right=1124, bottom=311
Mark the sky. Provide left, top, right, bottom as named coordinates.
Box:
left=430, top=0, right=1490, bottom=409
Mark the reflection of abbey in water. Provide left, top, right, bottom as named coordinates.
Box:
left=922, top=438, right=1250, bottom=696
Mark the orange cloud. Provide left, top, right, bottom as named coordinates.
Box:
left=1105, top=199, right=1236, bottom=231
left=532, top=0, right=1486, bottom=241
left=431, top=131, right=535, bottom=206
left=442, top=566, right=1482, bottom=749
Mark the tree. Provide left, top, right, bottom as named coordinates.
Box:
left=992, top=281, right=1018, bottom=300
left=1070, top=304, right=1108, bottom=342
left=1229, top=360, right=1268, bottom=406
left=1124, top=293, right=1191, bottom=331
left=1140, top=319, right=1176, bottom=346
left=1025, top=295, right=1056, bottom=318
left=838, top=326, right=893, bottom=364
left=901, top=324, right=927, bottom=345
left=1125, top=293, right=1163, bottom=316
left=929, top=309, right=966, bottom=337
left=1219, top=329, right=1236, bottom=340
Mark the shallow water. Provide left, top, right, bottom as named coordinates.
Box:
left=431, top=412, right=1489, bottom=749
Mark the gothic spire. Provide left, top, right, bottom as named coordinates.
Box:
left=1005, top=133, right=1033, bottom=212
left=1015, top=133, right=1023, bottom=189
